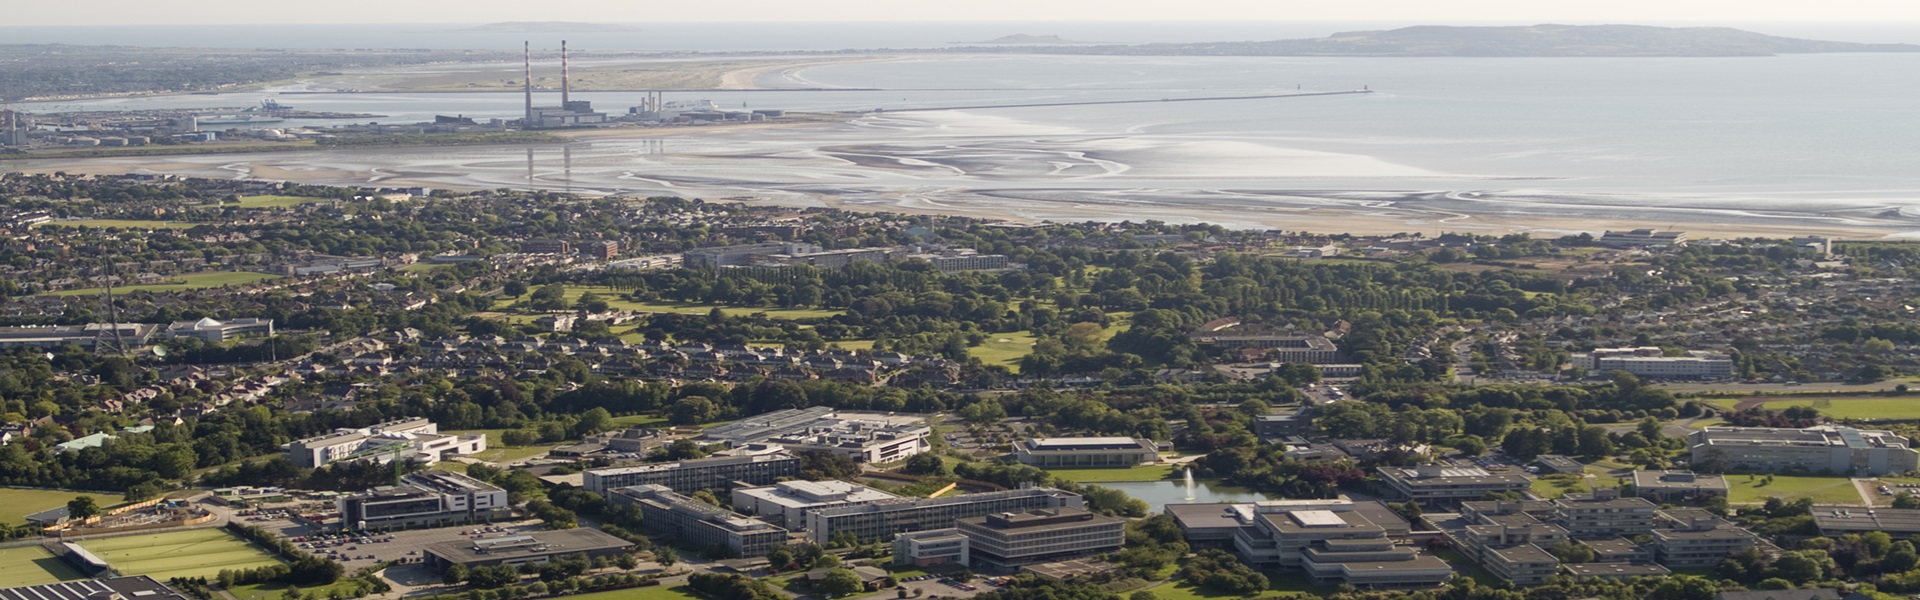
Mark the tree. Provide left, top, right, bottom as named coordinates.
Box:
left=574, top=407, right=612, bottom=437
left=816, top=569, right=865, bottom=597
left=655, top=547, right=677, bottom=567
left=903, top=453, right=948, bottom=476
left=442, top=564, right=469, bottom=585
left=1896, top=492, right=1920, bottom=509
left=668, top=396, right=718, bottom=425
left=959, top=400, right=1006, bottom=424
left=502, top=281, right=529, bottom=298
left=124, top=482, right=163, bottom=502
left=1648, top=575, right=1718, bottom=600
left=67, top=496, right=101, bottom=520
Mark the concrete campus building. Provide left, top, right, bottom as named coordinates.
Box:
left=1689, top=425, right=1920, bottom=476
left=954, top=508, right=1126, bottom=569
left=610, top=484, right=788, bottom=557
left=1377, top=465, right=1530, bottom=506
left=700, top=407, right=931, bottom=463
left=893, top=529, right=972, bottom=567
left=166, top=317, right=275, bottom=343
left=1631, top=470, right=1730, bottom=503
left=1572, top=347, right=1734, bottom=380
left=731, top=480, right=900, bottom=530
left=0, top=577, right=193, bottom=600
left=422, top=529, right=632, bottom=570
left=805, top=487, right=1084, bottom=545
left=336, top=470, right=511, bottom=530
left=1011, top=437, right=1160, bottom=468
left=283, top=418, right=486, bottom=469
left=0, top=323, right=160, bottom=350
left=1439, top=490, right=1683, bottom=585
left=582, top=452, right=800, bottom=495
left=1163, top=499, right=1448, bottom=589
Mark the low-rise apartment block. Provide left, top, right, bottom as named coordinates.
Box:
left=336, top=470, right=510, bottom=530
left=1689, top=425, right=1920, bottom=476
left=1012, top=437, right=1159, bottom=468
left=610, top=484, right=788, bottom=557
left=583, top=452, right=800, bottom=495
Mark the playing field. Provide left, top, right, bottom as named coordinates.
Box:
left=234, top=195, right=331, bottom=209
left=0, top=546, right=88, bottom=586
left=1743, top=397, right=1920, bottom=421
left=0, top=488, right=122, bottom=525
left=78, top=528, right=284, bottom=581
left=1725, top=474, right=1866, bottom=506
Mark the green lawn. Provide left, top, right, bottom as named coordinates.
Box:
left=1143, top=577, right=1327, bottom=600
left=1755, top=397, right=1920, bottom=421
left=35, top=218, right=198, bottom=230
left=402, top=262, right=460, bottom=273
left=444, top=429, right=558, bottom=464
left=45, top=271, right=281, bottom=296
left=970, top=331, right=1038, bottom=371
left=1726, top=474, right=1865, bottom=505
left=609, top=414, right=670, bottom=428
left=227, top=580, right=364, bottom=600
left=1045, top=464, right=1176, bottom=483
left=0, top=488, right=122, bottom=525
left=78, top=528, right=284, bottom=581
left=1530, top=474, right=1591, bottom=499
left=0, top=546, right=88, bottom=586
left=233, top=195, right=332, bottom=209
left=555, top=585, right=702, bottom=600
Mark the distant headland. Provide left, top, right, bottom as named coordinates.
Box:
left=456, top=22, right=642, bottom=34
left=947, top=24, right=1920, bottom=57
left=953, top=34, right=1098, bottom=45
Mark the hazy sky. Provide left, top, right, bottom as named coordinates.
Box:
left=11, top=0, right=1920, bottom=26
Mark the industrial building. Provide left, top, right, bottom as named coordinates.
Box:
left=517, top=41, right=608, bottom=129
left=0, top=577, right=193, bottom=600
left=422, top=529, right=632, bottom=570
left=582, top=452, right=800, bottom=495
left=805, top=487, right=1084, bottom=545
left=730, top=480, right=900, bottom=529
left=609, top=484, right=788, bottom=557
left=954, top=508, right=1126, bottom=569
left=283, top=418, right=486, bottom=469
left=1688, top=425, right=1920, bottom=476
left=1011, top=437, right=1160, bottom=468
left=336, top=470, right=511, bottom=530
left=1571, top=347, right=1734, bottom=380
left=166, top=317, right=274, bottom=343
left=1376, top=465, right=1530, bottom=506
left=1631, top=470, right=1730, bottom=503
left=701, top=407, right=931, bottom=463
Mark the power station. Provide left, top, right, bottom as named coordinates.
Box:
left=521, top=40, right=608, bottom=129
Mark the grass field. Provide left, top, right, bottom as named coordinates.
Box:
left=0, top=488, right=122, bottom=525
left=227, top=579, right=364, bottom=600
left=1045, top=464, right=1177, bottom=483
left=402, top=262, right=460, bottom=273
left=35, top=219, right=198, bottom=230
left=46, top=271, right=281, bottom=296
left=1726, top=474, right=1866, bottom=505
left=234, top=195, right=332, bottom=209
left=1748, top=397, right=1920, bottom=421
left=78, top=528, right=284, bottom=581
left=970, top=331, right=1039, bottom=371
left=444, top=429, right=558, bottom=464
left=1143, top=576, right=1328, bottom=600
left=553, top=585, right=702, bottom=600
left=0, top=546, right=88, bottom=586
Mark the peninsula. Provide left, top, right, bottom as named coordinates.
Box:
left=949, top=24, right=1920, bottom=57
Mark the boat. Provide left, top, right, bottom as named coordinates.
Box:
left=196, top=115, right=285, bottom=125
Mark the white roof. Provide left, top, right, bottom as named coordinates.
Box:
left=1290, top=510, right=1348, bottom=527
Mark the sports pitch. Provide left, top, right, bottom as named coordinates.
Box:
left=0, top=546, right=87, bottom=586
left=78, top=528, right=284, bottom=581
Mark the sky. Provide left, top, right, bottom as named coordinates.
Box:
left=9, top=0, right=1920, bottom=26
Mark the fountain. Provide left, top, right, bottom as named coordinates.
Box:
left=1183, top=465, right=1197, bottom=501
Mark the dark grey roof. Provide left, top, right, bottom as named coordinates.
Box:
left=0, top=577, right=191, bottom=600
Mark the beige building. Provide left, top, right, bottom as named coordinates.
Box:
left=955, top=508, right=1125, bottom=568
left=1689, top=425, right=1920, bottom=476
left=1012, top=437, right=1159, bottom=468
left=1378, top=465, right=1530, bottom=505
left=1234, top=505, right=1452, bottom=589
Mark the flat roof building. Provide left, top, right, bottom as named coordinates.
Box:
left=1651, top=509, right=1759, bottom=568
left=422, top=529, right=632, bottom=569
left=283, top=418, right=486, bottom=469
left=702, top=407, right=931, bottom=464
left=805, top=487, right=1084, bottom=545
left=1600, top=229, right=1687, bottom=248
left=610, top=484, right=788, bottom=557
left=1689, top=425, right=1920, bottom=476
left=0, top=577, right=192, bottom=600
left=1553, top=488, right=1658, bottom=538
left=0, top=323, right=160, bottom=350
left=1631, top=470, right=1729, bottom=503
left=1378, top=465, right=1530, bottom=506
left=893, top=529, right=970, bottom=567
left=1012, top=437, right=1159, bottom=468
left=731, top=480, right=900, bottom=530
left=1572, top=347, right=1733, bottom=380
left=955, top=508, right=1125, bottom=569
left=337, top=470, right=510, bottom=530
left=1812, top=506, right=1920, bottom=536
left=167, top=317, right=274, bottom=343
left=1234, top=506, right=1452, bottom=589
left=583, top=452, right=800, bottom=495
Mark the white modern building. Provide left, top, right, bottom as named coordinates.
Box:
left=1689, top=425, right=1920, bottom=476
left=702, top=407, right=931, bottom=463
left=1012, top=437, right=1160, bottom=468
left=1377, top=465, right=1530, bottom=505
left=166, top=317, right=275, bottom=342
left=893, top=529, right=971, bottom=567
left=336, top=470, right=510, bottom=530
left=954, top=508, right=1126, bottom=568
left=731, top=480, right=900, bottom=529
left=283, top=418, right=486, bottom=469
left=1572, top=347, right=1733, bottom=380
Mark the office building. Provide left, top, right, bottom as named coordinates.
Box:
left=609, top=484, right=787, bottom=557
left=1651, top=509, right=1759, bottom=568
left=1190, top=332, right=1342, bottom=362
left=582, top=240, right=619, bottom=260
left=336, top=470, right=511, bottom=530
left=1012, top=437, right=1159, bottom=468
left=521, top=240, right=572, bottom=254
left=1552, top=488, right=1658, bottom=538
left=1812, top=507, right=1920, bottom=536
left=283, top=418, right=486, bottom=469
left=1233, top=506, right=1452, bottom=589
left=1631, top=470, right=1730, bottom=503
left=1600, top=229, right=1688, bottom=248
left=909, top=250, right=1013, bottom=273
left=422, top=529, right=632, bottom=570
left=1377, top=465, right=1530, bottom=506
left=1572, top=347, right=1733, bottom=379
left=731, top=480, right=900, bottom=529
left=805, top=488, right=1084, bottom=545
left=0, top=323, right=161, bottom=350
left=166, top=317, right=274, bottom=343
left=1689, top=425, right=1920, bottom=476
left=954, top=508, right=1125, bottom=568
left=0, top=577, right=192, bottom=600
left=893, top=529, right=971, bottom=567
left=685, top=242, right=821, bottom=268
left=702, top=407, right=931, bottom=463
left=582, top=452, right=800, bottom=495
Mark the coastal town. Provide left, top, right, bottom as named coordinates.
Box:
left=0, top=170, right=1919, bottom=600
